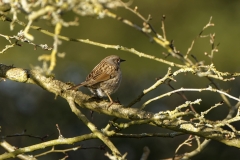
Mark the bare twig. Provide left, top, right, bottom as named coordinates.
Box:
left=112, top=132, right=184, bottom=138
left=142, top=86, right=240, bottom=109
left=140, top=146, right=150, bottom=160
left=182, top=139, right=210, bottom=159
left=200, top=101, right=224, bottom=117
left=127, top=67, right=172, bottom=107
left=175, top=135, right=194, bottom=155
left=3, top=130, right=49, bottom=141
left=34, top=146, right=81, bottom=158
left=56, top=124, right=64, bottom=139
left=0, top=134, right=97, bottom=159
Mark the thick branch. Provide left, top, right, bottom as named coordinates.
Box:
left=0, top=140, right=36, bottom=160
left=1, top=64, right=240, bottom=151
left=67, top=98, right=122, bottom=158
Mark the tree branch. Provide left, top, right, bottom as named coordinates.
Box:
left=1, top=63, right=240, bottom=159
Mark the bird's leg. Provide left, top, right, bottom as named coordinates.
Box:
left=105, top=92, right=114, bottom=109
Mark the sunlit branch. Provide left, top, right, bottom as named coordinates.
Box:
left=142, top=86, right=240, bottom=109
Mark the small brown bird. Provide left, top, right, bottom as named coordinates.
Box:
left=68, top=55, right=125, bottom=104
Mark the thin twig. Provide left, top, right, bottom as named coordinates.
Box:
left=127, top=67, right=172, bottom=107
left=142, top=86, right=240, bottom=109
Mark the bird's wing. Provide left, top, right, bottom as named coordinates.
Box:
left=88, top=72, right=111, bottom=86
left=68, top=69, right=112, bottom=90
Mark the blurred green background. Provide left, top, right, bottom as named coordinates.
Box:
left=1, top=0, right=240, bottom=159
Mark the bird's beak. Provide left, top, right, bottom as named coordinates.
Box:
left=120, top=59, right=126, bottom=62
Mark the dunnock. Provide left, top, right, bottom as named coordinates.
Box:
left=68, top=55, right=125, bottom=104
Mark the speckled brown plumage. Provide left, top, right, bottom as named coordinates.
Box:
left=68, top=55, right=125, bottom=103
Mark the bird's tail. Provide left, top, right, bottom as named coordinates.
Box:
left=67, top=83, right=85, bottom=91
